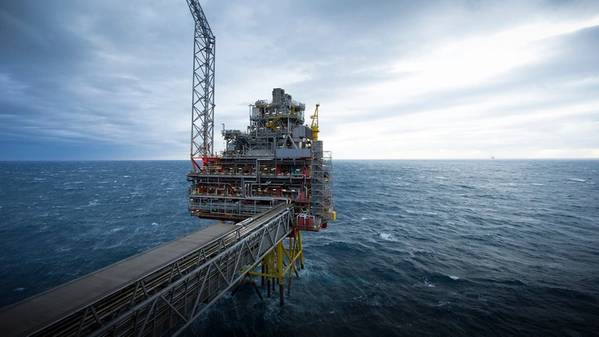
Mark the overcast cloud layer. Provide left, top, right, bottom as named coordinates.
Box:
left=1, top=0, right=599, bottom=160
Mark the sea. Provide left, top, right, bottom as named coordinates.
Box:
left=0, top=160, right=598, bottom=336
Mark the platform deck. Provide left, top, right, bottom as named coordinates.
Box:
left=0, top=222, right=235, bottom=337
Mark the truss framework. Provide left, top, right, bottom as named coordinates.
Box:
left=25, top=205, right=292, bottom=337
left=186, top=0, right=216, bottom=170
left=249, top=228, right=304, bottom=305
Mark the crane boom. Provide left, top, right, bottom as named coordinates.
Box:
left=311, top=103, right=320, bottom=141
left=186, top=0, right=215, bottom=171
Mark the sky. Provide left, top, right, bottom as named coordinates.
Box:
left=1, top=0, right=599, bottom=160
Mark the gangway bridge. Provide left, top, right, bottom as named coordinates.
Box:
left=0, top=204, right=300, bottom=337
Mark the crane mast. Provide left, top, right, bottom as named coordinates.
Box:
left=311, top=103, right=320, bottom=141
left=186, top=0, right=215, bottom=171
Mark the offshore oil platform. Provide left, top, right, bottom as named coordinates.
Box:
left=0, top=1, right=334, bottom=336
left=188, top=87, right=335, bottom=228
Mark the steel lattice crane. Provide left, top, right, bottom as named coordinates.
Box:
left=186, top=0, right=215, bottom=171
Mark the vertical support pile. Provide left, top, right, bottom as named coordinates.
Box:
left=250, top=229, right=304, bottom=305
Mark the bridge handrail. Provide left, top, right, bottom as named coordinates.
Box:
left=89, top=205, right=292, bottom=337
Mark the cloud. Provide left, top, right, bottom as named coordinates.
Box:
left=0, top=0, right=598, bottom=159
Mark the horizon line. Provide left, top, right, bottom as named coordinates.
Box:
left=1, top=158, right=599, bottom=162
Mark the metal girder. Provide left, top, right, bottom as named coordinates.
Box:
left=86, top=206, right=292, bottom=337
left=18, top=205, right=292, bottom=337
left=186, top=0, right=215, bottom=170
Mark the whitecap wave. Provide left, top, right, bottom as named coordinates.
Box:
left=424, top=279, right=435, bottom=288
left=379, top=232, right=393, bottom=241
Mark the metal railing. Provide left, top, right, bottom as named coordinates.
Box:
left=25, top=205, right=293, bottom=337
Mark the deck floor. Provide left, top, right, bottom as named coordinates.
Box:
left=0, top=221, right=235, bottom=337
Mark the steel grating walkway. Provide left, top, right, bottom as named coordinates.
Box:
left=0, top=204, right=293, bottom=337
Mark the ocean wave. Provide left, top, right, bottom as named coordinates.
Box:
left=379, top=232, right=394, bottom=241
left=423, top=278, right=435, bottom=288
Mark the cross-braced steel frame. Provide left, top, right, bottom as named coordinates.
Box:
left=249, top=229, right=304, bottom=305
left=24, top=205, right=292, bottom=337
left=186, top=0, right=215, bottom=171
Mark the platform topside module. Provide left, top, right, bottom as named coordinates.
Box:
left=188, top=88, right=335, bottom=231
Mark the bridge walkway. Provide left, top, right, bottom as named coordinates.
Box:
left=0, top=204, right=293, bottom=337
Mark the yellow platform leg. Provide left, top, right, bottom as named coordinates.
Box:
left=248, top=230, right=304, bottom=305
left=276, top=241, right=284, bottom=305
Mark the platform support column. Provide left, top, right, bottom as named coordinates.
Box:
left=249, top=229, right=303, bottom=306
left=276, top=241, right=284, bottom=305
left=265, top=251, right=272, bottom=297
left=298, top=231, right=304, bottom=269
